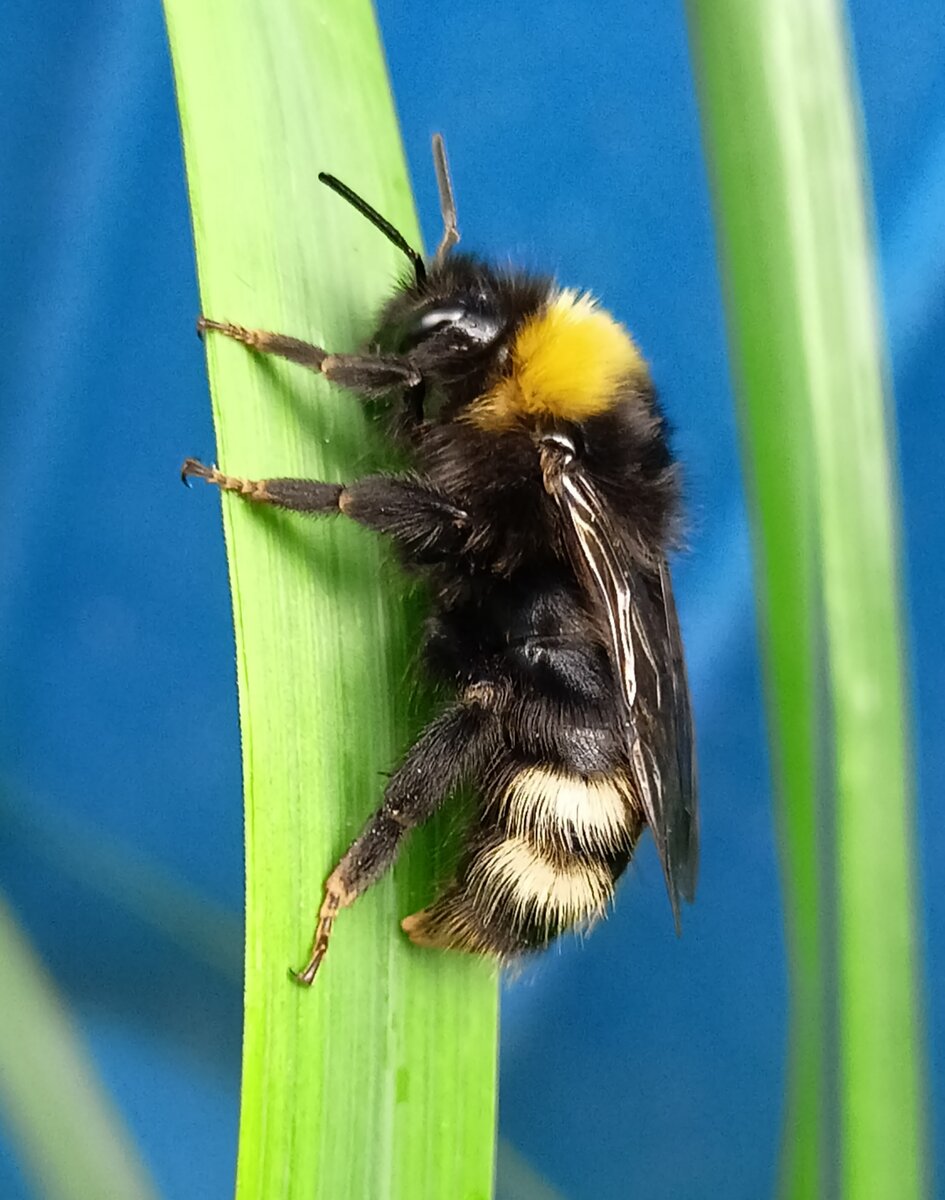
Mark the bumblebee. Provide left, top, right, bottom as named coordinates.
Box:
left=184, top=135, right=698, bottom=983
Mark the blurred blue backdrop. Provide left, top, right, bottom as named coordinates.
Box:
left=1, top=2, right=942, bottom=1198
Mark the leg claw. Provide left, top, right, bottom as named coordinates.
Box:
left=180, top=457, right=214, bottom=486
left=196, top=317, right=256, bottom=346
left=288, top=957, right=323, bottom=988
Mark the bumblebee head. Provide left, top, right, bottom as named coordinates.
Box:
left=319, top=134, right=516, bottom=409
left=319, top=136, right=651, bottom=438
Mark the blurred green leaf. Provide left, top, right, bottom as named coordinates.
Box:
left=686, top=1, right=927, bottom=1197
left=0, top=894, right=158, bottom=1200
left=0, top=791, right=241, bottom=984
left=496, top=1140, right=567, bottom=1200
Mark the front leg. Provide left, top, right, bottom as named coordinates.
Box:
left=198, top=318, right=421, bottom=399
left=182, top=460, right=470, bottom=562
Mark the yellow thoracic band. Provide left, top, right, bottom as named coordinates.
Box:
left=471, top=289, right=647, bottom=428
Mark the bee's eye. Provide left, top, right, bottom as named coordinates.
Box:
left=415, top=305, right=468, bottom=337
left=399, top=300, right=503, bottom=352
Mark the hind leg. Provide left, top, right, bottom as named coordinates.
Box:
left=293, top=699, right=495, bottom=984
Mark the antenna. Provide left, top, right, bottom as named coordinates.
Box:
left=318, top=172, right=427, bottom=286
left=431, top=133, right=460, bottom=265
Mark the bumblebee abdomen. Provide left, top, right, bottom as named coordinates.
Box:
left=498, top=764, right=636, bottom=854
left=402, top=764, right=642, bottom=959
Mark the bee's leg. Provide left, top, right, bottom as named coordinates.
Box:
left=181, top=463, right=470, bottom=562
left=181, top=458, right=344, bottom=511
left=293, top=696, right=497, bottom=985
left=198, top=318, right=421, bottom=398
left=336, top=476, right=469, bottom=561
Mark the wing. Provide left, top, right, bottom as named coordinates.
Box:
left=548, top=459, right=699, bottom=927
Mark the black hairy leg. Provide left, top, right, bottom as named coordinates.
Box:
left=181, top=459, right=470, bottom=562
left=293, top=699, right=497, bottom=984
left=198, top=317, right=421, bottom=397
left=338, top=475, right=470, bottom=561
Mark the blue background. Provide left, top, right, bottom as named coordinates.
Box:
left=1, top=2, right=942, bottom=1198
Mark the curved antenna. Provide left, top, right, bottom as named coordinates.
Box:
left=318, top=172, right=426, bottom=286
left=431, top=133, right=460, bottom=265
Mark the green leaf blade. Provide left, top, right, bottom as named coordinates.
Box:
left=163, top=4, right=498, bottom=1198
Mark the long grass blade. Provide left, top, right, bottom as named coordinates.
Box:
left=685, top=2, right=926, bottom=1197
left=162, top=4, right=499, bottom=1198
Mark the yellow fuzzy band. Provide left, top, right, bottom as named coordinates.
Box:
left=470, top=289, right=646, bottom=428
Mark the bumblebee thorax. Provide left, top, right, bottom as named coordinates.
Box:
left=468, top=289, right=648, bottom=431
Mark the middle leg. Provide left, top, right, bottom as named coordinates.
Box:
left=182, top=459, right=471, bottom=562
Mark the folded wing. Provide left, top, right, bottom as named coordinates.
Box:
left=549, top=461, right=698, bottom=927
